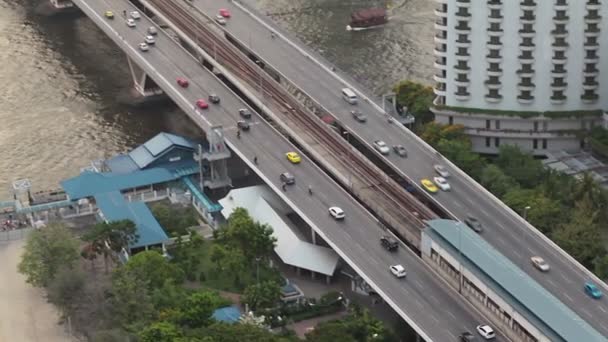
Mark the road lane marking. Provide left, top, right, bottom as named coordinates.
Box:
left=599, top=306, right=607, bottom=314
left=562, top=292, right=573, bottom=302
left=448, top=311, right=457, bottom=320
left=546, top=279, right=557, bottom=288
left=559, top=273, right=573, bottom=284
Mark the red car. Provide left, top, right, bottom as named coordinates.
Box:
left=177, top=78, right=189, bottom=88
left=219, top=8, right=231, bottom=18
left=196, top=99, right=209, bottom=109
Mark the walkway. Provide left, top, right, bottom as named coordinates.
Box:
left=0, top=240, right=75, bottom=342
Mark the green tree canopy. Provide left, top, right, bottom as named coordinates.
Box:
left=502, top=188, right=564, bottom=234
left=151, top=203, right=198, bottom=237
left=199, top=322, right=293, bottom=342
left=479, top=164, right=519, bottom=198
left=242, top=281, right=281, bottom=311
left=393, top=80, right=435, bottom=125
left=307, top=307, right=397, bottom=342
left=177, top=290, right=228, bottom=328
left=216, top=207, right=277, bottom=262
left=110, top=267, right=156, bottom=327
left=436, top=139, right=485, bottom=179
left=46, top=266, right=85, bottom=315
left=18, top=223, right=80, bottom=287
left=82, top=219, right=139, bottom=273
left=139, top=321, right=183, bottom=342
left=495, top=145, right=545, bottom=188
left=122, top=250, right=185, bottom=290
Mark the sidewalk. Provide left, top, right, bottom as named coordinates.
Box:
left=0, top=240, right=75, bottom=342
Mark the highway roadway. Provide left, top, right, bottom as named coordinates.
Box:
left=191, top=0, right=608, bottom=336
left=71, top=0, right=507, bottom=340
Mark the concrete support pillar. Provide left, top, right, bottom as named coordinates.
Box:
left=325, top=275, right=331, bottom=285
left=311, top=228, right=316, bottom=245
left=415, top=333, right=421, bottom=342
left=296, top=267, right=301, bottom=276
left=311, top=271, right=316, bottom=280
left=126, top=56, right=164, bottom=98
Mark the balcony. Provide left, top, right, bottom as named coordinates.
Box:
left=434, top=46, right=447, bottom=57
left=484, top=94, right=502, bottom=103
left=486, top=53, right=502, bottom=63
left=455, top=37, right=471, bottom=48
left=455, top=10, right=471, bottom=21
left=587, top=1, right=601, bottom=11
left=583, top=68, right=599, bottom=77
left=484, top=79, right=502, bottom=89
left=517, top=95, right=535, bottom=104
left=433, top=72, right=447, bottom=83
left=454, top=77, right=471, bottom=87
left=518, top=28, right=536, bottom=38
left=553, top=14, right=570, bottom=24
left=456, top=0, right=471, bottom=8
left=584, top=55, right=599, bottom=63
left=551, top=27, right=568, bottom=38
left=581, top=92, right=599, bottom=104
left=551, top=55, right=567, bottom=65
left=433, top=86, right=447, bottom=97
left=517, top=81, right=535, bottom=91
left=434, top=18, right=447, bottom=30
left=550, top=95, right=566, bottom=105
left=584, top=13, right=602, bottom=24
left=487, top=0, right=502, bottom=10
left=454, top=23, right=471, bottom=34
left=582, top=80, right=599, bottom=90
left=434, top=32, right=447, bottom=44
left=520, top=0, right=536, bottom=11
left=550, top=81, right=568, bottom=90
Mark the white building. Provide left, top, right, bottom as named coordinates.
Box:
left=432, top=0, right=608, bottom=155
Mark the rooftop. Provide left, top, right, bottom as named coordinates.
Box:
left=425, top=219, right=606, bottom=342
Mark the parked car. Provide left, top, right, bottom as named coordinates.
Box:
left=530, top=256, right=550, bottom=272
left=215, top=15, right=227, bottom=25
left=280, top=172, right=295, bottom=185
left=373, top=140, right=390, bottom=155
left=239, top=108, right=252, bottom=119
left=584, top=282, right=603, bottom=299
left=144, top=35, right=156, bottom=45
left=380, top=236, right=398, bottom=251
left=459, top=332, right=477, bottom=342
left=138, top=42, right=149, bottom=52
left=126, top=18, right=136, bottom=28
left=434, top=164, right=449, bottom=178
left=433, top=177, right=450, bottom=191
left=420, top=178, right=438, bottom=193
left=130, top=10, right=141, bottom=19
left=237, top=120, right=250, bottom=131
left=176, top=77, right=189, bottom=88
left=328, top=207, right=345, bottom=220
left=147, top=26, right=158, bottom=35
left=393, top=145, right=407, bottom=157
left=219, top=8, right=231, bottom=18
left=351, top=110, right=367, bottom=122
left=208, top=94, right=220, bottom=104
left=476, top=325, right=495, bottom=340
left=389, top=265, right=406, bottom=278
left=196, top=99, right=209, bottom=109
left=464, top=215, right=483, bottom=233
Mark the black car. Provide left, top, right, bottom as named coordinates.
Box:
left=237, top=120, right=250, bottom=131
left=351, top=110, right=367, bottom=123
left=459, top=332, right=477, bottom=342
left=239, top=108, right=252, bottom=119
left=464, top=215, right=483, bottom=233
left=280, top=172, right=295, bottom=185
left=380, top=235, right=398, bottom=251
left=208, top=94, right=220, bottom=104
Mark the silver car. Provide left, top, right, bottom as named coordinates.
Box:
left=373, top=140, right=390, bottom=155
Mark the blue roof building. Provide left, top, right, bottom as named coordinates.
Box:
left=212, top=305, right=242, bottom=324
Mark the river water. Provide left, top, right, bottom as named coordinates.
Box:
left=0, top=0, right=433, bottom=198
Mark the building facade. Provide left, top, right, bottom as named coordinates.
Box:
left=432, top=0, right=608, bottom=155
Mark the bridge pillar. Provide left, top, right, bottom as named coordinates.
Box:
left=126, top=56, right=164, bottom=99
left=194, top=126, right=232, bottom=190
left=49, top=0, right=74, bottom=10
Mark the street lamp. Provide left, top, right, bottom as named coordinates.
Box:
left=523, top=206, right=531, bottom=221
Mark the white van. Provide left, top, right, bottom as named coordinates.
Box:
left=341, top=88, right=358, bottom=105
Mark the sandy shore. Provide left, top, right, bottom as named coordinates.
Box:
left=0, top=240, right=74, bottom=342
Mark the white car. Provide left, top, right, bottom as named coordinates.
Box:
left=215, top=15, right=227, bottom=25
left=373, top=140, right=390, bottom=155
left=126, top=18, right=136, bottom=27
left=389, top=265, right=407, bottom=278
left=139, top=42, right=149, bottom=52
left=531, top=256, right=550, bottom=272
left=130, top=10, right=141, bottom=20
left=433, top=177, right=451, bottom=191
left=476, top=325, right=495, bottom=339
left=434, top=164, right=449, bottom=178
left=147, top=26, right=158, bottom=35
left=328, top=207, right=345, bottom=220
left=144, top=35, right=156, bottom=45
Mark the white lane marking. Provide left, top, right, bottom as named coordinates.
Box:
left=559, top=273, right=573, bottom=284
left=526, top=246, right=535, bottom=255
left=546, top=279, right=558, bottom=288
left=414, top=280, right=424, bottom=289
left=599, top=306, right=607, bottom=314
left=581, top=308, right=593, bottom=319
left=448, top=311, right=457, bottom=320
left=430, top=315, right=439, bottom=325
left=562, top=292, right=573, bottom=302
left=415, top=299, right=423, bottom=309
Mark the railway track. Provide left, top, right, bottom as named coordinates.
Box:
left=149, top=0, right=436, bottom=234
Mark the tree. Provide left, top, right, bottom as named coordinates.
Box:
left=177, top=290, right=228, bottom=328
left=393, top=80, right=435, bottom=125
left=122, top=250, right=185, bottom=290
left=151, top=203, right=198, bottom=237
left=495, top=145, right=545, bottom=189
left=479, top=164, right=519, bottom=198
left=82, top=219, right=139, bottom=273
left=594, top=254, right=608, bottom=280
left=199, top=322, right=292, bottom=342
left=307, top=307, right=397, bottom=342
left=218, top=208, right=277, bottom=262
left=139, top=321, right=183, bottom=342
left=436, top=139, right=485, bottom=179
left=502, top=188, right=564, bottom=234
left=46, top=266, right=85, bottom=316
left=552, top=198, right=606, bottom=268
left=242, top=281, right=281, bottom=311
left=172, top=233, right=205, bottom=281
left=109, top=267, right=156, bottom=327
left=18, top=223, right=80, bottom=287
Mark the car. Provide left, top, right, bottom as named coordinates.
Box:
left=104, top=11, right=114, bottom=19
left=239, top=108, right=252, bottom=119
left=380, top=236, right=398, bottom=251
left=286, top=152, right=301, bottom=164
left=147, top=26, right=158, bottom=35
left=476, top=325, right=495, bottom=339
left=433, top=176, right=450, bottom=191
left=373, top=140, right=390, bottom=155
left=237, top=120, right=250, bottom=131
left=208, top=94, right=220, bottom=104
left=219, top=8, right=231, bottom=18
left=126, top=18, right=136, bottom=27
left=434, top=164, right=449, bottom=178
left=144, top=35, right=156, bottom=45
left=328, top=207, right=345, bottom=220
left=130, top=10, right=141, bottom=20
left=464, top=215, right=483, bottom=233
left=215, top=15, right=227, bottom=25
left=459, top=332, right=477, bottom=342
left=176, top=78, right=189, bottom=88
left=138, top=42, right=149, bottom=52
left=420, top=178, right=438, bottom=193
left=389, top=265, right=407, bottom=278
left=530, top=256, right=550, bottom=272
left=280, top=172, right=295, bottom=185
left=393, top=145, right=407, bottom=157
left=196, top=99, right=209, bottom=109
left=584, top=282, right=603, bottom=299
left=351, top=110, right=367, bottom=122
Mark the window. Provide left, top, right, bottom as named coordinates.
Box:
left=533, top=139, right=538, bottom=149
left=533, top=121, right=538, bottom=132
left=542, top=139, right=547, bottom=149
left=495, top=137, right=500, bottom=147
left=449, top=116, right=454, bottom=125
left=495, top=120, right=501, bottom=129
left=486, top=120, right=491, bottom=129
left=486, top=137, right=491, bottom=147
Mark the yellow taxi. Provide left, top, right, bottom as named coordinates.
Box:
left=420, top=178, right=438, bottom=193
left=104, top=11, right=114, bottom=19
left=286, top=152, right=301, bottom=164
